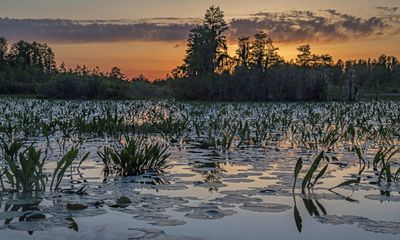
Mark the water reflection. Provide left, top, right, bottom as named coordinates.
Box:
left=0, top=193, right=79, bottom=235
left=293, top=186, right=400, bottom=234
left=0, top=135, right=399, bottom=238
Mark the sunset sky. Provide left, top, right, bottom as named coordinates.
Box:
left=1, top=0, right=399, bottom=79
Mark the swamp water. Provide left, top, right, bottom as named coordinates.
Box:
left=0, top=99, right=399, bottom=240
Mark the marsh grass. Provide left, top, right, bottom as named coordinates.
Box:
left=156, top=115, right=189, bottom=141
left=293, top=144, right=400, bottom=195
left=50, top=147, right=89, bottom=192
left=0, top=100, right=399, bottom=193
left=370, top=146, right=399, bottom=183
left=293, top=152, right=330, bottom=194
left=98, top=136, right=170, bottom=176
left=0, top=140, right=87, bottom=193
left=0, top=99, right=399, bottom=237
left=1, top=141, right=47, bottom=192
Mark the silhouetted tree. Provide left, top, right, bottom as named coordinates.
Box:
left=296, top=44, right=312, bottom=67
left=179, top=5, right=229, bottom=76
left=109, top=66, right=125, bottom=80
left=246, top=31, right=283, bottom=71
left=0, top=37, right=7, bottom=69
left=250, top=32, right=268, bottom=70
left=7, top=40, right=55, bottom=73
left=264, top=37, right=283, bottom=70
left=236, top=37, right=251, bottom=68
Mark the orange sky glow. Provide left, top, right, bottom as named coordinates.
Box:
left=1, top=0, right=399, bottom=79
left=54, top=37, right=400, bottom=79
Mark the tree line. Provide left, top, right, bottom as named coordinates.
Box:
left=0, top=6, right=399, bottom=101
left=0, top=37, right=164, bottom=99
left=167, top=6, right=400, bottom=101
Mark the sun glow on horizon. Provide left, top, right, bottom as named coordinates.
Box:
left=52, top=35, right=400, bottom=80
left=53, top=41, right=187, bottom=79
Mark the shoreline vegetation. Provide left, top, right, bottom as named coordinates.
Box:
left=0, top=6, right=399, bottom=101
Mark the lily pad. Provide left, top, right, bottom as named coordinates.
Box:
left=239, top=203, right=292, bottom=213
left=66, top=203, right=88, bottom=210
left=149, top=218, right=186, bottom=226
left=184, top=205, right=236, bottom=220
left=135, top=213, right=171, bottom=221
left=117, top=196, right=132, bottom=204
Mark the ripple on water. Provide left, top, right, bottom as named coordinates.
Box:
left=317, top=215, right=400, bottom=235
left=364, top=194, right=400, bottom=202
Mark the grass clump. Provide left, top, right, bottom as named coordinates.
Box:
left=98, top=136, right=170, bottom=176
left=0, top=140, right=88, bottom=193
left=1, top=141, right=47, bottom=192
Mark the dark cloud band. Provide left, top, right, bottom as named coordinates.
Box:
left=0, top=9, right=398, bottom=44
left=0, top=18, right=195, bottom=43
left=229, top=10, right=394, bottom=43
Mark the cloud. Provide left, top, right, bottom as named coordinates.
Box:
left=0, top=9, right=399, bottom=45
left=375, top=6, right=399, bottom=13
left=229, top=10, right=395, bottom=43
left=0, top=18, right=196, bottom=43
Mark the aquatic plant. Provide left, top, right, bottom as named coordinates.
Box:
left=98, top=136, right=170, bottom=176
left=293, top=152, right=329, bottom=194
left=1, top=141, right=47, bottom=192
left=292, top=144, right=400, bottom=194
left=0, top=140, right=88, bottom=193
left=156, top=114, right=189, bottom=142
left=372, top=147, right=397, bottom=183
left=50, top=147, right=89, bottom=192
left=253, top=119, right=275, bottom=146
